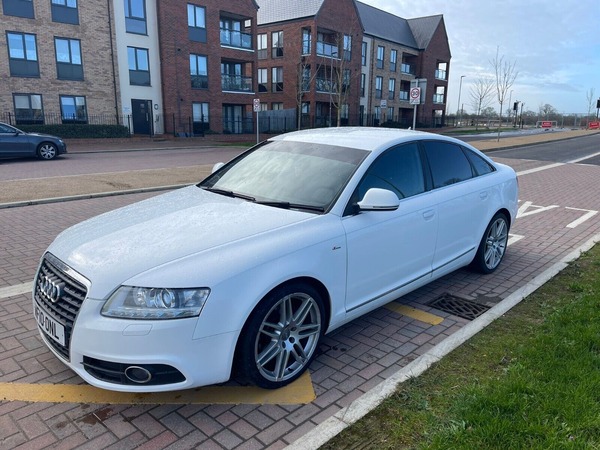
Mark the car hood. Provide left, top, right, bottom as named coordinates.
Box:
left=25, top=132, right=61, bottom=140
left=48, top=186, right=314, bottom=296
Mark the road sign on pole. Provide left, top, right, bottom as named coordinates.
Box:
left=409, top=87, right=421, bottom=105
left=254, top=99, right=260, bottom=144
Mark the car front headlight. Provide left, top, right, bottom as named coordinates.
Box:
left=101, top=286, right=210, bottom=320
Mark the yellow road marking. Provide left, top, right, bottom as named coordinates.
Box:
left=385, top=303, right=444, bottom=325
left=0, top=371, right=315, bottom=405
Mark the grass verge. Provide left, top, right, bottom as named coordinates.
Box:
left=321, top=244, right=600, bottom=449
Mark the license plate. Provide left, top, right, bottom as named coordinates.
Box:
left=34, top=302, right=65, bottom=346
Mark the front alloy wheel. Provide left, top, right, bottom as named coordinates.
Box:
left=37, top=143, right=58, bottom=160
left=472, top=212, right=509, bottom=274
left=238, top=283, right=324, bottom=389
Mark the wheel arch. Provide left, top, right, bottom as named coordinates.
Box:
left=36, top=141, right=58, bottom=159
left=230, top=275, right=332, bottom=378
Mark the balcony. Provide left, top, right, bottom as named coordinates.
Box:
left=400, top=63, right=415, bottom=75
left=433, top=94, right=445, bottom=104
left=316, top=41, right=339, bottom=58
left=221, top=74, right=253, bottom=93
left=399, top=90, right=409, bottom=101
left=220, top=29, right=252, bottom=50
left=315, top=77, right=337, bottom=93
left=435, top=69, right=447, bottom=80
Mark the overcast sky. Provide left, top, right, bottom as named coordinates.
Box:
left=365, top=0, right=600, bottom=116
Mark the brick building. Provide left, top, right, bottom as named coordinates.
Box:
left=156, top=0, right=259, bottom=135
left=0, top=0, right=121, bottom=125
left=1, top=0, right=450, bottom=135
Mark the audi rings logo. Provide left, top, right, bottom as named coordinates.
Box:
left=39, top=275, right=64, bottom=303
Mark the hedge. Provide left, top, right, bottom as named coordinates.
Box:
left=17, top=124, right=130, bottom=139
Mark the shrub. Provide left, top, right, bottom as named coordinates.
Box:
left=18, top=124, right=130, bottom=139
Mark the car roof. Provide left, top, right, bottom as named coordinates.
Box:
left=269, top=127, right=454, bottom=152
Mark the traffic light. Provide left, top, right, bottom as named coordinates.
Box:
left=513, top=101, right=519, bottom=111
left=597, top=99, right=600, bottom=109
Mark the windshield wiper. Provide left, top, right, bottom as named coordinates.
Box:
left=255, top=201, right=325, bottom=213
left=201, top=187, right=255, bottom=201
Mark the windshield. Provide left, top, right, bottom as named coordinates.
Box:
left=199, top=140, right=368, bottom=212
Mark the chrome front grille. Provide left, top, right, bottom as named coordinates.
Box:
left=34, top=253, right=88, bottom=361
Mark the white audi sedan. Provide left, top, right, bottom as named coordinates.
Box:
left=33, top=128, right=518, bottom=392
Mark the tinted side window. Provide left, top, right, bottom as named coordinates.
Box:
left=346, top=143, right=425, bottom=214
left=423, top=141, right=473, bottom=188
left=463, top=147, right=495, bottom=176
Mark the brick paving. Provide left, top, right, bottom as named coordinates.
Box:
left=0, top=132, right=599, bottom=449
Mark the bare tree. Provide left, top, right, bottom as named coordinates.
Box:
left=585, top=87, right=596, bottom=121
left=490, top=47, right=518, bottom=141
left=295, top=55, right=319, bottom=129
left=469, top=77, right=495, bottom=130
left=329, top=30, right=360, bottom=127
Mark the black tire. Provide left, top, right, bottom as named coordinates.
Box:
left=236, top=282, right=325, bottom=389
left=37, top=142, right=58, bottom=160
left=471, top=212, right=509, bottom=274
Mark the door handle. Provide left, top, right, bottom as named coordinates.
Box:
left=479, top=191, right=488, bottom=200
left=422, top=210, right=435, bottom=220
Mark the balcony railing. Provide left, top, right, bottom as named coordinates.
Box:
left=400, top=63, right=415, bottom=75
left=316, top=41, right=339, bottom=58
left=435, top=69, right=447, bottom=80
left=315, top=77, right=337, bottom=93
left=433, top=94, right=445, bottom=104
left=221, top=74, right=253, bottom=92
left=220, top=29, right=252, bottom=50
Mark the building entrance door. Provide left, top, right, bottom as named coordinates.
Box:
left=131, top=99, right=152, bottom=135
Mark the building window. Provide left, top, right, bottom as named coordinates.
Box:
left=51, top=0, right=78, bottom=24
left=13, top=94, right=43, bottom=124
left=376, top=46, right=384, bottom=69
left=272, top=102, right=283, bottom=110
left=301, top=66, right=310, bottom=91
left=124, top=0, right=146, bottom=35
left=388, top=78, right=395, bottom=100
left=190, top=54, right=208, bottom=89
left=272, top=31, right=283, bottom=58
left=55, top=38, right=83, bottom=80
left=434, top=85, right=445, bottom=104
left=7, top=32, right=39, bottom=77
left=343, top=69, right=350, bottom=91
left=220, top=17, right=251, bottom=50
left=187, top=4, right=206, bottom=42
left=257, top=33, right=267, bottom=59
left=192, top=102, right=209, bottom=133
left=343, top=34, right=351, bottom=61
left=361, top=41, right=367, bottom=66
left=387, top=107, right=394, bottom=121
left=302, top=28, right=311, bottom=55
left=257, top=68, right=268, bottom=92
left=360, top=73, right=365, bottom=97
left=435, top=62, right=447, bottom=80
left=375, top=76, right=383, bottom=99
left=390, top=49, right=397, bottom=72
left=127, top=47, right=150, bottom=86
left=221, top=62, right=252, bottom=92
left=60, top=95, right=87, bottom=123
left=272, top=67, right=283, bottom=92
left=2, top=0, right=34, bottom=19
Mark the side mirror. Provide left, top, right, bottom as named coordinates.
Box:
left=357, top=188, right=399, bottom=212
left=211, top=162, right=225, bottom=174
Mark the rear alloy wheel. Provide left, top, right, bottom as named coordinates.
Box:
left=238, top=283, right=324, bottom=389
left=37, top=142, right=58, bottom=160
left=472, top=212, right=509, bottom=274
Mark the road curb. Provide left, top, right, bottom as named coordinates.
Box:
left=285, top=232, right=600, bottom=450
left=0, top=184, right=190, bottom=209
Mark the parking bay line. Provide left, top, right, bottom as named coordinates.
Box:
left=0, top=282, right=31, bottom=299
left=385, top=303, right=444, bottom=325
left=0, top=371, right=315, bottom=405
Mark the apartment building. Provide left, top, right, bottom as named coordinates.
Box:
left=0, top=0, right=121, bottom=125
left=1, top=0, right=449, bottom=135
left=256, top=0, right=363, bottom=128
left=156, top=0, right=259, bottom=135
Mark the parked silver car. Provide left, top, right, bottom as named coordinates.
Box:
left=0, top=122, right=67, bottom=160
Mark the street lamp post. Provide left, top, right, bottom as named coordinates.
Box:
left=456, top=75, right=465, bottom=126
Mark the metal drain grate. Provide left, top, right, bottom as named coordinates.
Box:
left=427, top=293, right=490, bottom=320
